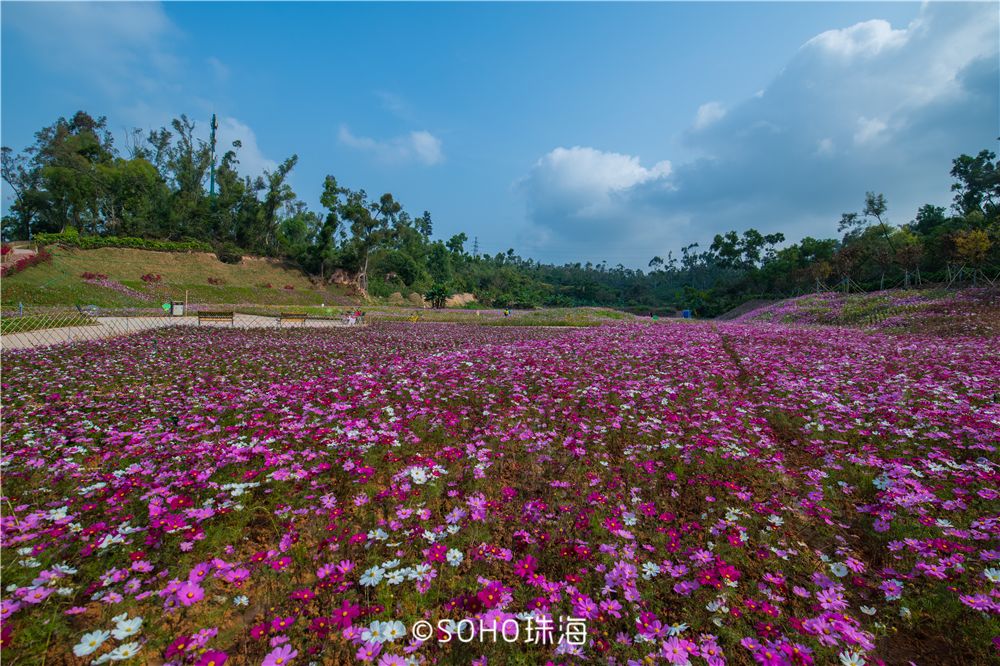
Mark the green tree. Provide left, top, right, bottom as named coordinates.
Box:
left=950, top=149, right=999, bottom=218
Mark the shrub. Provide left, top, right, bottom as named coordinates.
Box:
left=425, top=283, right=451, bottom=309
left=207, top=277, right=226, bottom=286
left=140, top=273, right=163, bottom=283
left=1, top=244, right=12, bottom=256
left=215, top=241, right=244, bottom=264
left=0, top=247, right=52, bottom=278
left=81, top=272, right=109, bottom=281
left=283, top=284, right=295, bottom=291
left=33, top=232, right=212, bottom=253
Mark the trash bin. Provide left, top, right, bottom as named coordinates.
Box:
left=682, top=309, right=692, bottom=319
left=170, top=301, right=185, bottom=316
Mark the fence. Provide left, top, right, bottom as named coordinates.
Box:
left=0, top=306, right=364, bottom=351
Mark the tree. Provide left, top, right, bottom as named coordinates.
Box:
left=425, top=283, right=450, bottom=309
left=950, top=149, right=999, bottom=218
left=257, top=155, right=299, bottom=255
left=415, top=211, right=432, bottom=237
left=426, top=241, right=453, bottom=284
left=340, top=189, right=401, bottom=294
left=953, top=229, right=992, bottom=284
left=446, top=232, right=468, bottom=256
left=1, top=146, right=39, bottom=239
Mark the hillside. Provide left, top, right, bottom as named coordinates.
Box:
left=732, top=287, right=1000, bottom=337
left=1, top=246, right=358, bottom=308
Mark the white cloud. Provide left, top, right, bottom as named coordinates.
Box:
left=4, top=2, right=179, bottom=99
left=521, top=3, right=998, bottom=265
left=524, top=146, right=670, bottom=218
left=693, top=102, right=726, bottom=130
left=517, top=147, right=679, bottom=259
left=338, top=125, right=444, bottom=166
left=853, top=117, right=888, bottom=146
left=816, top=138, right=835, bottom=156
left=216, top=117, right=278, bottom=178
left=805, top=19, right=909, bottom=58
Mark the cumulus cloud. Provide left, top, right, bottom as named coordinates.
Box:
left=805, top=18, right=909, bottom=58
left=338, top=125, right=444, bottom=166
left=216, top=117, right=278, bottom=178
left=693, top=102, right=726, bottom=130
left=520, top=3, right=999, bottom=265
left=517, top=147, right=681, bottom=259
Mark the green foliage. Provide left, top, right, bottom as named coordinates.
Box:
left=4, top=109, right=998, bottom=315
left=34, top=232, right=212, bottom=253
left=424, top=283, right=451, bottom=309
left=214, top=241, right=244, bottom=264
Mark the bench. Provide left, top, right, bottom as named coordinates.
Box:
left=197, top=311, right=234, bottom=326
left=278, top=313, right=307, bottom=325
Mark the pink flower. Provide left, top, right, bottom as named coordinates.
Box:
left=262, top=644, right=298, bottom=666
left=178, top=581, right=205, bottom=606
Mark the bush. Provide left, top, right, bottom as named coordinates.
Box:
left=0, top=247, right=52, bottom=278
left=140, top=273, right=163, bottom=283
left=283, top=284, right=295, bottom=291
left=33, top=232, right=212, bottom=253
left=81, top=272, right=109, bottom=281
left=1, top=244, right=12, bottom=256
left=425, top=283, right=451, bottom=309
left=215, top=241, right=244, bottom=264
left=207, top=277, right=226, bottom=286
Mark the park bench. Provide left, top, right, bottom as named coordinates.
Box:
left=278, top=313, right=307, bottom=325
left=197, top=311, right=234, bottom=326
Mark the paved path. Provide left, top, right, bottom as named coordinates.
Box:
left=1, top=314, right=355, bottom=351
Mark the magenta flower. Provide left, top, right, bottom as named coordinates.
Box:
left=177, top=581, right=205, bottom=607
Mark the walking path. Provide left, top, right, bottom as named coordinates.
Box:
left=1, top=314, right=354, bottom=351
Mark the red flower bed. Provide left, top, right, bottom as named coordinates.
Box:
left=0, top=247, right=52, bottom=278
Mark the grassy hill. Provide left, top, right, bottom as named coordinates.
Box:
left=1, top=246, right=358, bottom=308
left=732, top=287, right=999, bottom=337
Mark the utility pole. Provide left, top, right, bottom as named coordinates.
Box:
left=209, top=113, right=218, bottom=199
left=472, top=236, right=479, bottom=257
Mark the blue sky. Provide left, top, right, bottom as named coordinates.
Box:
left=2, top=2, right=997, bottom=267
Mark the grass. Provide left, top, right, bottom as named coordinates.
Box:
left=0, top=313, right=97, bottom=334
left=1, top=246, right=356, bottom=308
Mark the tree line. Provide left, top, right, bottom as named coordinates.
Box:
left=2, top=111, right=998, bottom=314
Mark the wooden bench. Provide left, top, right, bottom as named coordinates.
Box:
left=197, top=311, right=234, bottom=326
left=278, top=313, right=307, bottom=325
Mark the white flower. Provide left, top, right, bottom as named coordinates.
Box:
left=361, top=621, right=385, bottom=644
left=409, top=468, right=428, bottom=485
left=73, top=630, right=110, bottom=657
left=983, top=568, right=1000, bottom=583
left=233, top=595, right=249, bottom=606
left=107, top=642, right=142, bottom=661
left=838, top=650, right=866, bottom=666
left=111, top=617, right=142, bottom=640
left=381, top=620, right=406, bottom=642
left=359, top=567, right=384, bottom=587
left=667, top=622, right=689, bottom=636
left=830, top=562, right=849, bottom=578
left=446, top=549, right=464, bottom=567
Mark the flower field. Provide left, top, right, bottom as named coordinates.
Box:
left=1, top=320, right=998, bottom=665
left=735, top=288, right=1000, bottom=338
